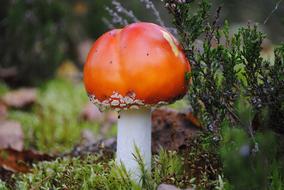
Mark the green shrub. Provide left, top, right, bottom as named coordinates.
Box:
left=163, top=0, right=284, bottom=188
left=165, top=0, right=284, bottom=133
left=0, top=0, right=70, bottom=85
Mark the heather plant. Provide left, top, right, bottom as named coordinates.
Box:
left=106, top=0, right=284, bottom=132
left=164, top=0, right=284, bottom=134
left=163, top=0, right=284, bottom=189
left=104, top=0, right=284, bottom=188
left=220, top=97, right=284, bottom=190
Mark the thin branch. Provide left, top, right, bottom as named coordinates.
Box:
left=224, top=103, right=258, bottom=151
left=139, top=0, right=165, bottom=27
left=263, top=0, right=283, bottom=25
left=105, top=6, right=129, bottom=26
left=102, top=17, right=115, bottom=29
left=112, top=0, right=140, bottom=22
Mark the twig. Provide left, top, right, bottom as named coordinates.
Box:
left=263, top=0, right=283, bottom=25
left=102, top=17, right=115, bottom=29
left=105, top=6, right=129, bottom=26
left=112, top=0, right=140, bottom=22
left=139, top=0, right=165, bottom=27
left=206, top=6, right=222, bottom=42
left=223, top=103, right=258, bottom=150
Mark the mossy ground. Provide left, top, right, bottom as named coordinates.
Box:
left=1, top=79, right=219, bottom=189
left=6, top=79, right=103, bottom=153
left=4, top=142, right=221, bottom=190
left=3, top=78, right=187, bottom=154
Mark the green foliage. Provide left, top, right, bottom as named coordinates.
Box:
left=132, top=145, right=154, bottom=189
left=220, top=103, right=283, bottom=190
left=164, top=0, right=284, bottom=189
left=8, top=79, right=98, bottom=153
left=152, top=149, right=183, bottom=184
left=16, top=156, right=111, bottom=190
left=0, top=180, right=8, bottom=190
left=0, top=82, right=9, bottom=96
left=165, top=0, right=284, bottom=134
left=270, top=163, right=284, bottom=190
left=168, top=0, right=211, bottom=45
left=0, top=0, right=71, bottom=85
left=13, top=149, right=189, bottom=190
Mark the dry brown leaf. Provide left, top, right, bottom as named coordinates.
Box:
left=1, top=88, right=37, bottom=108
left=71, top=108, right=202, bottom=156
left=152, top=108, right=202, bottom=153
left=80, top=103, right=118, bottom=125
left=0, top=67, right=18, bottom=79
left=0, top=121, right=24, bottom=151
left=80, top=129, right=96, bottom=145
left=0, top=148, right=53, bottom=173
left=80, top=102, right=104, bottom=122
left=0, top=103, right=7, bottom=121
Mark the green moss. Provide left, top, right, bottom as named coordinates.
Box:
left=8, top=79, right=101, bottom=153
left=7, top=134, right=223, bottom=190
left=16, top=156, right=111, bottom=190
left=14, top=150, right=191, bottom=190
left=0, top=180, right=9, bottom=190
left=0, top=82, right=9, bottom=96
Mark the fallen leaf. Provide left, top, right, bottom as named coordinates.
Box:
left=80, top=102, right=104, bottom=122
left=70, top=108, right=202, bottom=156
left=0, top=121, right=24, bottom=151
left=79, top=103, right=118, bottom=138
left=157, top=184, right=180, bottom=190
left=0, top=103, right=7, bottom=121
left=1, top=88, right=37, bottom=108
left=80, top=129, right=96, bottom=145
left=0, top=148, right=53, bottom=173
left=152, top=108, right=202, bottom=153
left=0, top=67, right=18, bottom=79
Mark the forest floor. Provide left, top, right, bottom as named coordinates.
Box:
left=0, top=78, right=222, bottom=189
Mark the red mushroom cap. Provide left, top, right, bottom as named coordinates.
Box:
left=84, top=22, right=191, bottom=111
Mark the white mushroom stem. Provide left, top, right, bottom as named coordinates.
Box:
left=116, top=108, right=151, bottom=182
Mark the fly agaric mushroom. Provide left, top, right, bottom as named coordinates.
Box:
left=83, top=22, right=191, bottom=180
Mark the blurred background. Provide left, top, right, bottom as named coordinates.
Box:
left=0, top=0, right=283, bottom=153
left=0, top=0, right=283, bottom=86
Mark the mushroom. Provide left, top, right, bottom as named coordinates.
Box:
left=83, top=22, right=191, bottom=181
